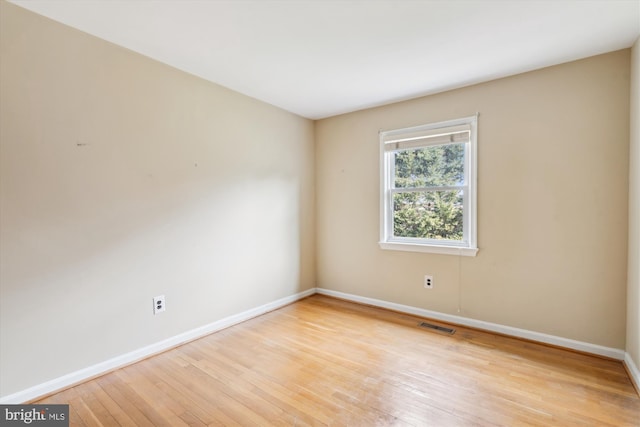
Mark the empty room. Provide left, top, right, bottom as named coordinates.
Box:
left=1, top=0, right=639, bottom=425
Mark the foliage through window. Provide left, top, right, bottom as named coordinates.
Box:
left=380, top=116, right=478, bottom=255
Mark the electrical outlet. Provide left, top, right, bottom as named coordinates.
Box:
left=424, top=275, right=434, bottom=289
left=153, top=295, right=166, bottom=314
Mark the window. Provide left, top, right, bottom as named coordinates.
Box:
left=379, top=115, right=478, bottom=256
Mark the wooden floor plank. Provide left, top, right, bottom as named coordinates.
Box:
left=94, top=375, right=158, bottom=427
left=35, top=295, right=640, bottom=426
left=77, top=380, right=138, bottom=427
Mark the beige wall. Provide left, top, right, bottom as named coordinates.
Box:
left=0, top=2, right=315, bottom=397
left=628, top=37, right=640, bottom=370
left=316, top=50, right=630, bottom=349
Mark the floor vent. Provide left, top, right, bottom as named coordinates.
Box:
left=418, top=322, right=455, bottom=335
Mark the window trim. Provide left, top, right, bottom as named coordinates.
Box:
left=379, top=114, right=478, bottom=256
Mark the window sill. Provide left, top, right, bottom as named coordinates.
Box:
left=379, top=241, right=478, bottom=256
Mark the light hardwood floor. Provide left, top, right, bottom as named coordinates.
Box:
left=36, top=295, right=640, bottom=426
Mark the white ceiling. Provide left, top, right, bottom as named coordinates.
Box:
left=9, top=0, right=640, bottom=120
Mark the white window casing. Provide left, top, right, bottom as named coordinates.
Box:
left=379, top=114, right=478, bottom=256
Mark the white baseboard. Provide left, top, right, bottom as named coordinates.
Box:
left=316, top=288, right=626, bottom=360
left=624, top=353, right=640, bottom=393
left=0, top=288, right=316, bottom=404
left=2, top=286, right=630, bottom=403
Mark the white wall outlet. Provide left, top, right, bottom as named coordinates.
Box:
left=153, top=295, right=166, bottom=314
left=424, top=275, right=434, bottom=289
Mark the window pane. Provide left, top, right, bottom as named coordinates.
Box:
left=393, top=190, right=463, bottom=241
left=394, top=143, right=464, bottom=188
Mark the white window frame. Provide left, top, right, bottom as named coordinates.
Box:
left=379, top=115, right=478, bottom=256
